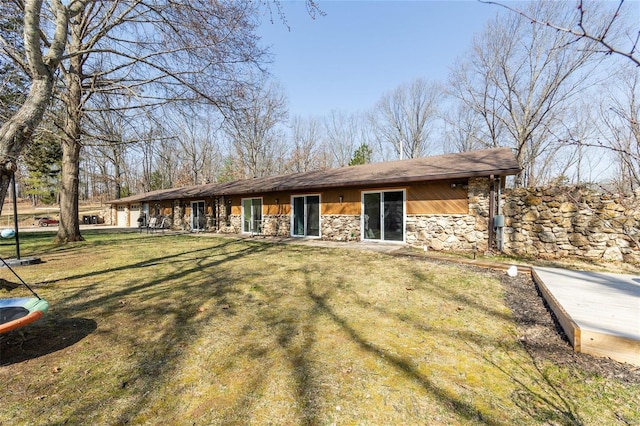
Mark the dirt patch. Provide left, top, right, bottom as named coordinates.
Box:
left=500, top=271, right=640, bottom=385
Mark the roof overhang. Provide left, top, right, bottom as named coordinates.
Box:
left=109, top=148, right=520, bottom=204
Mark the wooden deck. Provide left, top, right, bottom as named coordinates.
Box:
left=532, top=267, right=640, bottom=366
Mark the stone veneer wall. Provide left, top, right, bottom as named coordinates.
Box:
left=263, top=215, right=291, bottom=236
left=406, top=177, right=492, bottom=251
left=322, top=215, right=361, bottom=241
left=218, top=215, right=241, bottom=234
left=101, top=207, right=113, bottom=225
left=502, top=186, right=640, bottom=263
left=172, top=202, right=187, bottom=230
left=406, top=215, right=482, bottom=250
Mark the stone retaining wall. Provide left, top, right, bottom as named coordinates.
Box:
left=502, top=186, right=640, bottom=264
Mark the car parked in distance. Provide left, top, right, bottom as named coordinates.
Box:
left=37, top=217, right=59, bottom=227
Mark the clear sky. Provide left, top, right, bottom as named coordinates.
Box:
left=257, top=0, right=507, bottom=118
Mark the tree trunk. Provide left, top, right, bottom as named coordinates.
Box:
left=57, top=136, right=83, bottom=242
left=114, top=160, right=122, bottom=200
left=56, top=42, right=84, bottom=242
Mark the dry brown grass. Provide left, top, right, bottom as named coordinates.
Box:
left=0, top=232, right=638, bottom=425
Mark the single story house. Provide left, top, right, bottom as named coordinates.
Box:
left=109, top=148, right=520, bottom=251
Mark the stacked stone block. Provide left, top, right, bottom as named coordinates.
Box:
left=502, top=186, right=640, bottom=263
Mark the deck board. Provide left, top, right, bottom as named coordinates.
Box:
left=532, top=267, right=640, bottom=366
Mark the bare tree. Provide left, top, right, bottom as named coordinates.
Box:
left=0, top=5, right=28, bottom=124
left=82, top=94, right=143, bottom=200
left=53, top=1, right=268, bottom=241
left=448, top=55, right=505, bottom=152
left=2, top=1, right=322, bottom=238
left=442, top=103, right=486, bottom=153
left=596, top=65, right=640, bottom=191
left=482, top=0, right=640, bottom=67
left=324, top=110, right=367, bottom=167
left=222, top=81, right=288, bottom=178
left=370, top=78, right=442, bottom=160
left=450, top=2, right=599, bottom=187
left=123, top=116, right=178, bottom=194
left=287, top=116, right=327, bottom=173
left=545, top=100, right=602, bottom=186
left=166, top=106, right=223, bottom=185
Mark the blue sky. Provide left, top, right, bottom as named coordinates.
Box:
left=257, top=0, right=506, bottom=118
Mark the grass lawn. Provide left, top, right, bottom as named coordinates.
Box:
left=0, top=232, right=638, bottom=425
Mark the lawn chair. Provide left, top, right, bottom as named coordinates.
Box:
left=158, top=216, right=169, bottom=232
left=147, top=216, right=170, bottom=234
left=146, top=217, right=158, bottom=233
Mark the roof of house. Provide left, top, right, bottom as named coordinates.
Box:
left=110, top=147, right=520, bottom=204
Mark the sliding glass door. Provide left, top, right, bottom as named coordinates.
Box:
left=191, top=201, right=206, bottom=231
left=292, top=195, right=320, bottom=237
left=242, top=198, right=262, bottom=233
left=362, top=190, right=404, bottom=242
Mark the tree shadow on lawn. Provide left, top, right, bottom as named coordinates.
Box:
left=40, top=237, right=246, bottom=310
left=48, top=239, right=273, bottom=424
left=4, top=239, right=586, bottom=424
left=0, top=315, right=97, bottom=366
left=310, top=262, right=584, bottom=425
left=302, top=280, right=504, bottom=425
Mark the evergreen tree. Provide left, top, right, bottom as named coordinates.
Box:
left=22, top=131, right=63, bottom=205
left=349, top=144, right=373, bottom=166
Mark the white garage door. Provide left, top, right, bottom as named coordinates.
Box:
left=130, top=204, right=143, bottom=228
left=117, top=206, right=127, bottom=227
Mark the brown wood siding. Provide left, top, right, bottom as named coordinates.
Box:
left=263, top=193, right=291, bottom=215
left=225, top=182, right=466, bottom=217
left=161, top=201, right=172, bottom=217
left=231, top=191, right=357, bottom=216
left=322, top=189, right=361, bottom=215
left=178, top=199, right=211, bottom=214
left=407, top=182, right=468, bottom=214
left=230, top=199, right=241, bottom=216
left=230, top=193, right=291, bottom=216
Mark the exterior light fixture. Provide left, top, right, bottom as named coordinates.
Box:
left=275, top=198, right=279, bottom=205
left=339, top=195, right=343, bottom=204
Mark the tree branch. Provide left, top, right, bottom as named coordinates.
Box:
left=480, top=0, right=640, bottom=66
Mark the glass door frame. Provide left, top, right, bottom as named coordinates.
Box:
left=191, top=200, right=206, bottom=231
left=361, top=189, right=406, bottom=243
left=241, top=197, right=263, bottom=234
left=290, top=194, right=321, bottom=238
